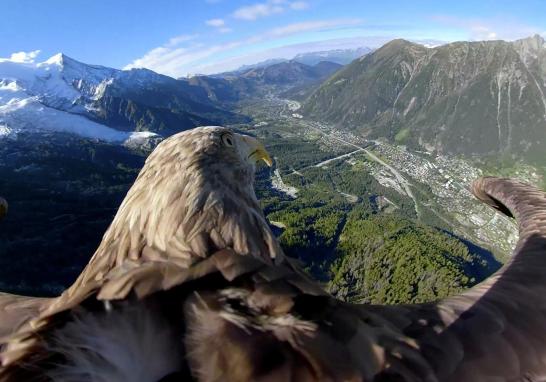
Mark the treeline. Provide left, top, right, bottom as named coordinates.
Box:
left=258, top=152, right=499, bottom=304
left=0, top=133, right=146, bottom=295
left=329, top=213, right=497, bottom=304
left=265, top=188, right=351, bottom=280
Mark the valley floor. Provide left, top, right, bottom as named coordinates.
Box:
left=236, top=95, right=540, bottom=263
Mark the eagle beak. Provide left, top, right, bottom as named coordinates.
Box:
left=253, top=147, right=273, bottom=167
left=241, top=136, right=273, bottom=167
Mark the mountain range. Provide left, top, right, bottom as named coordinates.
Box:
left=303, top=35, right=546, bottom=164
left=0, top=53, right=347, bottom=144
left=1, top=36, right=542, bottom=299
left=190, top=60, right=343, bottom=104
left=6, top=36, right=544, bottom=163
left=233, top=47, right=371, bottom=72
left=0, top=53, right=244, bottom=143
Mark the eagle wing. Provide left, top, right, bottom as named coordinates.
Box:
left=0, top=294, right=47, bottom=340
left=181, top=177, right=546, bottom=381
left=2, top=177, right=546, bottom=382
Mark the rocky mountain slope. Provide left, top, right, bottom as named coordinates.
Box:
left=190, top=60, right=343, bottom=103
left=304, top=35, right=546, bottom=163
left=293, top=47, right=372, bottom=66
left=226, top=47, right=370, bottom=73
left=0, top=53, right=243, bottom=143
left=0, top=132, right=147, bottom=294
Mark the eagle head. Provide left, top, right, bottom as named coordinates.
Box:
left=88, top=126, right=282, bottom=280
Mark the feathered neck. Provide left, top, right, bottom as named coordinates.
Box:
left=88, top=145, right=284, bottom=276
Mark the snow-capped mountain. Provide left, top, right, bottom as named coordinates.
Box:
left=293, top=47, right=372, bottom=66
left=0, top=53, right=241, bottom=143
left=0, top=54, right=125, bottom=141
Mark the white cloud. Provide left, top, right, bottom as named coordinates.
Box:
left=206, top=18, right=232, bottom=34
left=231, top=0, right=307, bottom=21
left=269, top=19, right=362, bottom=37
left=233, top=2, right=284, bottom=20
left=125, top=18, right=364, bottom=77
left=289, top=1, right=309, bottom=10
left=166, top=34, right=198, bottom=47
left=206, top=18, right=225, bottom=27
left=431, top=15, right=541, bottom=41
left=195, top=35, right=447, bottom=75
left=125, top=40, right=244, bottom=77
left=3, top=50, right=41, bottom=63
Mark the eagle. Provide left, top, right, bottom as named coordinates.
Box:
left=1, top=125, right=546, bottom=382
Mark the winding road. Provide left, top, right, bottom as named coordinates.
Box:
left=304, top=123, right=421, bottom=217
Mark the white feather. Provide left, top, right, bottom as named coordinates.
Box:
left=46, top=301, right=181, bottom=382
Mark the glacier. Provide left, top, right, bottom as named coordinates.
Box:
left=0, top=53, right=159, bottom=143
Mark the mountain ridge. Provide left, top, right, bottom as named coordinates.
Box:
left=0, top=53, right=244, bottom=143
left=303, top=35, right=546, bottom=163
left=189, top=59, right=343, bottom=103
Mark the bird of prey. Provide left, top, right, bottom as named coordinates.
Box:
left=0, top=125, right=545, bottom=382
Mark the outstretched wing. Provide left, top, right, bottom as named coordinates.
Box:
left=3, top=177, right=545, bottom=382
left=182, top=177, right=546, bottom=381
left=0, top=294, right=48, bottom=340
left=371, top=176, right=546, bottom=381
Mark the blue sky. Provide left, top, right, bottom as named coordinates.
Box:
left=1, top=0, right=545, bottom=76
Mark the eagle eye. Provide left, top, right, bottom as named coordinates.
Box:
left=221, top=133, right=234, bottom=147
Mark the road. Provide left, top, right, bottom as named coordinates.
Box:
left=269, top=97, right=421, bottom=216
left=303, top=123, right=422, bottom=217
left=315, top=149, right=364, bottom=167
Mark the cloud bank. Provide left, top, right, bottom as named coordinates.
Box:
left=0, top=50, right=41, bottom=63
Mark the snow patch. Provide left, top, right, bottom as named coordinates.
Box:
left=0, top=124, right=12, bottom=136
left=124, top=131, right=161, bottom=148
left=0, top=53, right=165, bottom=143
left=0, top=96, right=130, bottom=141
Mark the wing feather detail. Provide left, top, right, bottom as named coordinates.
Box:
left=3, top=176, right=546, bottom=381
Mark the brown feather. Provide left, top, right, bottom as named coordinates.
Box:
left=2, top=125, right=546, bottom=382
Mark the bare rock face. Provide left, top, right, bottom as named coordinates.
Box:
left=0, top=53, right=245, bottom=141
left=304, top=35, right=546, bottom=163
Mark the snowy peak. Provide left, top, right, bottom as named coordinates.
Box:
left=0, top=53, right=150, bottom=142
left=0, top=53, right=241, bottom=144
left=41, top=52, right=114, bottom=74
left=42, top=52, right=67, bottom=66
left=0, top=52, right=115, bottom=109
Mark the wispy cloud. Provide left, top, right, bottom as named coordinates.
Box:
left=0, top=50, right=41, bottom=63
left=165, top=34, right=198, bottom=47
left=289, top=1, right=309, bottom=10
left=125, top=35, right=200, bottom=72
left=206, top=18, right=232, bottom=33
left=125, top=18, right=362, bottom=77
left=269, top=19, right=361, bottom=37
left=431, top=15, right=542, bottom=41
left=194, top=36, right=382, bottom=74
left=233, top=2, right=283, bottom=20
left=206, top=18, right=225, bottom=27
left=232, top=0, right=309, bottom=21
